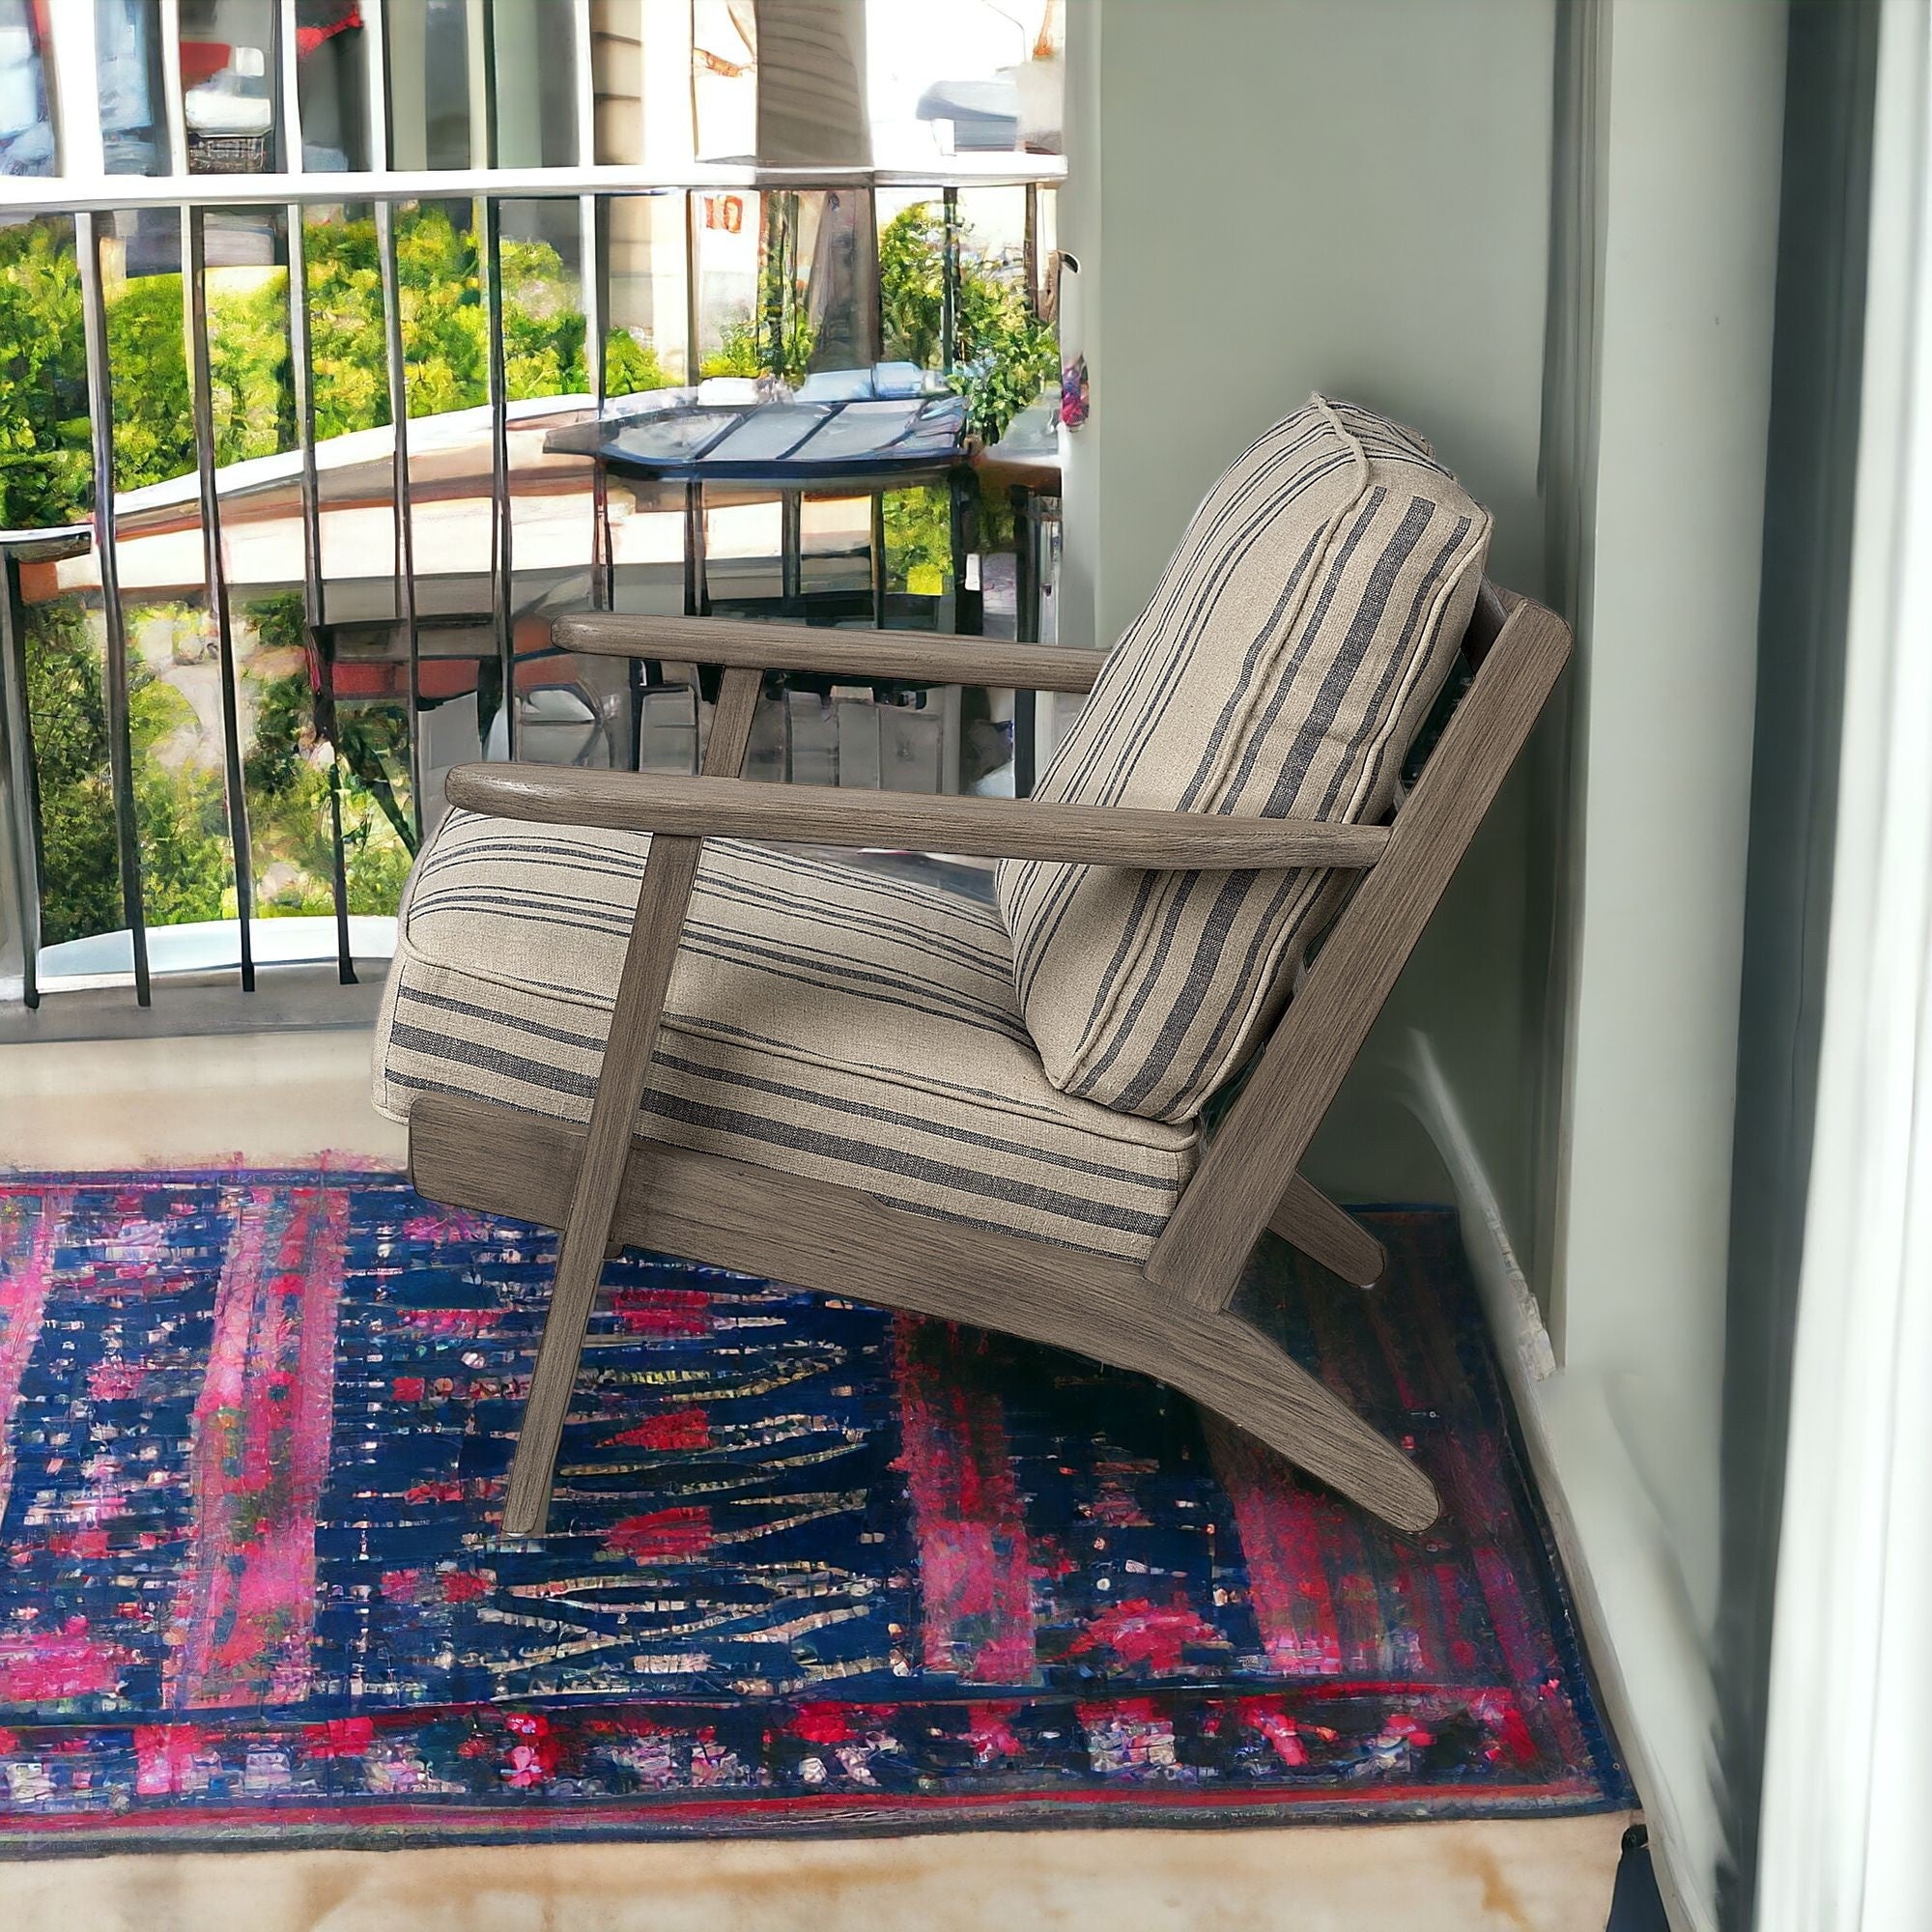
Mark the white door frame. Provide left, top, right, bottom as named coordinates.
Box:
left=1757, top=3, right=1932, bottom=1925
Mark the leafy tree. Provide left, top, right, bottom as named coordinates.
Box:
left=242, top=668, right=415, bottom=917
left=876, top=204, right=1057, bottom=583
left=500, top=233, right=587, bottom=402
left=103, top=271, right=195, bottom=495
left=131, top=674, right=230, bottom=930
left=240, top=591, right=416, bottom=916
left=0, top=217, right=89, bottom=529
left=206, top=273, right=297, bottom=466
left=1, top=214, right=295, bottom=522
left=333, top=781, right=415, bottom=913
left=391, top=210, right=487, bottom=418
left=300, top=215, right=390, bottom=441
left=603, top=327, right=674, bottom=399
left=23, top=598, right=229, bottom=945
left=106, top=265, right=295, bottom=488
left=301, top=208, right=593, bottom=434
left=21, top=600, right=122, bottom=946
left=883, top=486, right=952, bottom=599
left=702, top=298, right=814, bottom=385
left=878, top=202, right=1056, bottom=443
left=4, top=201, right=1051, bottom=525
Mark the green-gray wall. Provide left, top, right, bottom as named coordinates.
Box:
left=1057, top=0, right=1564, bottom=1272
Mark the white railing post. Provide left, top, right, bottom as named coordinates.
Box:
left=46, top=3, right=104, bottom=183
left=157, top=0, right=188, bottom=177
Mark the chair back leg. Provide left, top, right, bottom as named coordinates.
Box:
left=1269, top=1174, right=1388, bottom=1286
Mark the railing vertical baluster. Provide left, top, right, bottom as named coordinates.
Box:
left=374, top=199, right=423, bottom=842
left=316, top=634, right=355, bottom=986
left=365, top=1, right=420, bottom=838
left=73, top=211, right=152, bottom=1006
left=475, top=13, right=508, bottom=756
left=780, top=490, right=802, bottom=612
left=1, top=551, right=43, bottom=1009
left=573, top=2, right=611, bottom=614
left=278, top=0, right=348, bottom=975
left=683, top=188, right=700, bottom=382
left=465, top=0, right=491, bottom=166
left=869, top=185, right=884, bottom=365
left=941, top=185, right=960, bottom=373
left=284, top=203, right=354, bottom=984
left=1014, top=186, right=1044, bottom=799
left=684, top=482, right=709, bottom=618
left=867, top=188, right=888, bottom=635
left=276, top=0, right=310, bottom=584
left=683, top=179, right=709, bottom=765
left=583, top=195, right=611, bottom=612
left=263, top=0, right=286, bottom=172
left=285, top=217, right=325, bottom=635
left=1023, top=181, right=1038, bottom=321
left=185, top=205, right=256, bottom=989
left=571, top=0, right=596, bottom=162
left=481, top=194, right=515, bottom=759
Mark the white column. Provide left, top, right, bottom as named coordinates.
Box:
left=1758, top=6, right=1932, bottom=1926
left=1548, top=3, right=1787, bottom=1922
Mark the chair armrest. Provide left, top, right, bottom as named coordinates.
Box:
left=553, top=612, right=1104, bottom=694
left=443, top=764, right=1391, bottom=869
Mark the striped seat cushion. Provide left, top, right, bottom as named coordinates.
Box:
left=997, top=394, right=1491, bottom=1122
left=372, top=811, right=1198, bottom=1260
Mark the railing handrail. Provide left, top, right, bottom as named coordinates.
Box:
left=0, top=156, right=1066, bottom=221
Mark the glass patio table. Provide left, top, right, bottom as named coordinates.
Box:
left=548, top=386, right=979, bottom=634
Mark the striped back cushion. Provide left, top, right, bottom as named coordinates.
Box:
left=997, top=394, right=1491, bottom=1122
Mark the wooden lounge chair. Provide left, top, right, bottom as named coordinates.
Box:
left=375, top=397, right=1571, bottom=1541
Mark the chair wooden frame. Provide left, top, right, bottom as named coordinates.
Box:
left=404, top=585, right=1572, bottom=1541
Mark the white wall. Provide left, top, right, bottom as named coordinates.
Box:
left=1061, top=4, right=1788, bottom=1925
left=1057, top=0, right=1563, bottom=1242
left=1538, top=8, right=1785, bottom=1924
left=1557, top=0, right=1784, bottom=1611
left=1061, top=0, right=1555, bottom=639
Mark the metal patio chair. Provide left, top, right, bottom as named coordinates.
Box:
left=373, top=397, right=1572, bottom=1540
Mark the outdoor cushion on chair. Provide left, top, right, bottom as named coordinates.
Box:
left=372, top=811, right=1197, bottom=1262
left=998, top=394, right=1491, bottom=1122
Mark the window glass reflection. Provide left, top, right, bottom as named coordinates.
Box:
left=0, top=0, right=53, bottom=177
left=99, top=0, right=167, bottom=177
left=384, top=0, right=473, bottom=170
left=294, top=2, right=369, bottom=172
left=865, top=0, right=1062, bottom=169
left=180, top=0, right=276, bottom=174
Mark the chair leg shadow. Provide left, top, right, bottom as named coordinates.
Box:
left=1605, top=1824, right=1669, bottom=1932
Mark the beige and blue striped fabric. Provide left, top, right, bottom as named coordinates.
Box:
left=372, top=812, right=1197, bottom=1260
left=996, top=394, right=1491, bottom=1123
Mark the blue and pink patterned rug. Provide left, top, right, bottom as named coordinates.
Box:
left=0, top=1173, right=1623, bottom=1852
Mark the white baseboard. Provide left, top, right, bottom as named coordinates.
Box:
left=1395, top=1029, right=1718, bottom=1932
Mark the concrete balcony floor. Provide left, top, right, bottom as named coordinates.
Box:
left=1, top=1027, right=1634, bottom=1932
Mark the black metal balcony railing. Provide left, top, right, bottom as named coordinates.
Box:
left=0, top=2, right=1066, bottom=1017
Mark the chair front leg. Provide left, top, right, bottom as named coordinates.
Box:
left=500, top=666, right=762, bottom=1537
